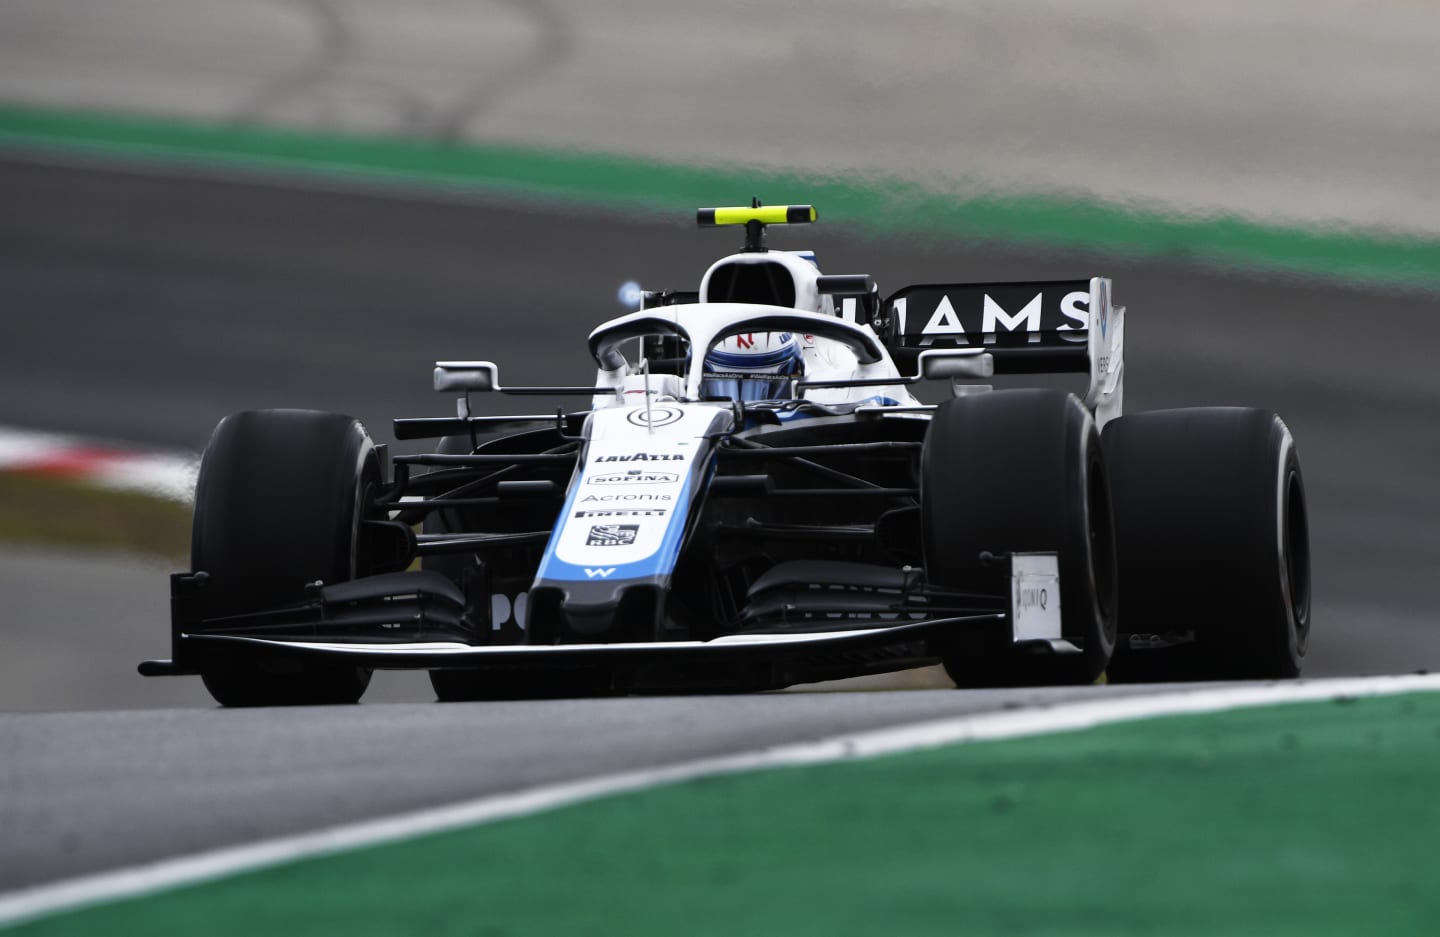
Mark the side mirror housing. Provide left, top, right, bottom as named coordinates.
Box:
left=917, top=349, right=994, bottom=380
left=434, top=361, right=499, bottom=393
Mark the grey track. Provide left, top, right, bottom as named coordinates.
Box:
left=1, top=156, right=1437, bottom=892
left=3, top=0, right=1438, bottom=905
left=0, top=685, right=1178, bottom=891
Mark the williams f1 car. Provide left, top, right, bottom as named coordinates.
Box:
left=141, top=203, right=1311, bottom=705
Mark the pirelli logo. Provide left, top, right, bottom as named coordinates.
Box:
left=574, top=509, right=668, bottom=518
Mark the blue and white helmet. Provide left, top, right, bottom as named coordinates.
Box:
left=702, top=332, right=804, bottom=402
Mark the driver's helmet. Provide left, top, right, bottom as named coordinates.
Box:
left=702, top=332, right=804, bottom=402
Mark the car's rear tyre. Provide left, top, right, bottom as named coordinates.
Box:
left=922, top=390, right=1117, bottom=687
left=191, top=409, right=380, bottom=706
left=1102, top=408, right=1310, bottom=681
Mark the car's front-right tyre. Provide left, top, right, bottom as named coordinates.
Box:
left=190, top=409, right=381, bottom=706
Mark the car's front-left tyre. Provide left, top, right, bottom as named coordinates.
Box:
left=191, top=409, right=381, bottom=706
left=922, top=390, right=1117, bottom=687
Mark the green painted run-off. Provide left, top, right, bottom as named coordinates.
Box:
left=8, top=692, right=1440, bottom=936
left=2, top=104, right=1439, bottom=291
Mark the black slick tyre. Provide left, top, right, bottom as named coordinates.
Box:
left=191, top=409, right=380, bottom=706
left=922, top=390, right=1117, bottom=687
left=1102, top=408, right=1310, bottom=681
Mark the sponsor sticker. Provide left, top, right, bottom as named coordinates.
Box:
left=626, top=406, right=684, bottom=428
left=590, top=470, right=679, bottom=485
left=1010, top=553, right=1063, bottom=641
left=574, top=509, right=668, bottom=518
left=596, top=452, right=685, bottom=463
left=586, top=524, right=639, bottom=547
left=889, top=281, right=1093, bottom=349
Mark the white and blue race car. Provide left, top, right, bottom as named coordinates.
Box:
left=142, top=203, right=1311, bottom=705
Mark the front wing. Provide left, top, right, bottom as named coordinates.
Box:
left=140, top=554, right=1073, bottom=688
left=148, top=614, right=993, bottom=670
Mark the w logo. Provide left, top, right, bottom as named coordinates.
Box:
left=584, top=568, right=616, bottom=579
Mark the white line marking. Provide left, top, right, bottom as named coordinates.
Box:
left=2, top=673, right=1438, bottom=927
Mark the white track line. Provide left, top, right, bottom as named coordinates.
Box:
left=2, top=673, right=1438, bottom=928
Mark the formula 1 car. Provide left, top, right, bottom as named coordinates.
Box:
left=141, top=203, right=1311, bottom=705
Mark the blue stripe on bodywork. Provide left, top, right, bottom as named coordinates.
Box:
left=534, top=471, right=697, bottom=582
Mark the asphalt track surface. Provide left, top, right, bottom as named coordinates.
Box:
left=2, top=155, right=1439, bottom=892
left=0, top=685, right=1176, bottom=891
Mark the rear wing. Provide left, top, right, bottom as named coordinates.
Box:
left=878, top=277, right=1124, bottom=424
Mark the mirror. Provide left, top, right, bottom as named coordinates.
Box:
left=434, top=361, right=499, bottom=393
left=917, top=349, right=994, bottom=380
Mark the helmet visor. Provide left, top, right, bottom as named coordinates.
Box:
left=701, top=333, right=803, bottom=402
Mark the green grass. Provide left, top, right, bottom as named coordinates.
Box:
left=0, top=473, right=189, bottom=559
left=4, top=104, right=1440, bottom=290
left=9, top=692, right=1440, bottom=936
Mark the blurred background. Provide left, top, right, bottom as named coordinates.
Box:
left=2, top=0, right=1438, bottom=709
